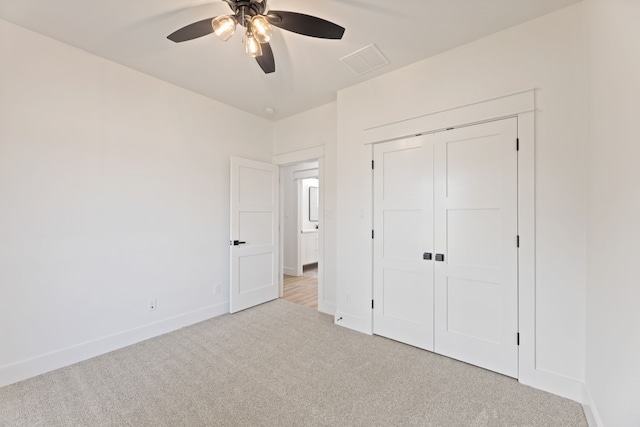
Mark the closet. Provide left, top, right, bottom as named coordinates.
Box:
left=372, top=118, right=519, bottom=377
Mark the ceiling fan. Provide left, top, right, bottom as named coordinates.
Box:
left=167, top=0, right=346, bottom=74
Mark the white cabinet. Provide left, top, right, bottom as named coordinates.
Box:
left=301, top=230, right=318, bottom=266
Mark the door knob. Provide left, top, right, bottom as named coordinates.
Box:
left=435, top=254, right=445, bottom=262
left=232, top=240, right=246, bottom=246
left=423, top=253, right=432, bottom=260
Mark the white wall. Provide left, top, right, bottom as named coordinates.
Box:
left=274, top=103, right=338, bottom=312
left=273, top=103, right=337, bottom=156
left=335, top=4, right=587, bottom=400
left=585, top=0, right=640, bottom=425
left=0, top=19, right=273, bottom=386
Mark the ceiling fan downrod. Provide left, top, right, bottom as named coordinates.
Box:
left=229, top=0, right=267, bottom=26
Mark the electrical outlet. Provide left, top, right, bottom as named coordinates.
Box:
left=149, top=299, right=157, bottom=311
left=214, top=283, right=221, bottom=295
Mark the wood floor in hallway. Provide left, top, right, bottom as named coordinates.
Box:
left=282, top=263, right=317, bottom=310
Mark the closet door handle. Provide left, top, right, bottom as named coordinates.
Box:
left=423, top=252, right=432, bottom=260
left=232, top=240, right=246, bottom=246
left=435, top=254, right=445, bottom=262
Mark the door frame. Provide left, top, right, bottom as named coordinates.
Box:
left=296, top=177, right=303, bottom=277
left=273, top=146, right=330, bottom=314
left=296, top=173, right=320, bottom=276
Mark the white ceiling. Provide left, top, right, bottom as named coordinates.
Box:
left=0, top=0, right=580, bottom=121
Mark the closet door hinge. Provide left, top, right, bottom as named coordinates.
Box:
left=517, top=235, right=520, bottom=248
left=517, top=333, right=520, bottom=346
left=372, top=160, right=375, bottom=169
left=372, top=300, right=375, bottom=309
left=372, top=230, right=375, bottom=239
left=517, top=138, right=520, bottom=151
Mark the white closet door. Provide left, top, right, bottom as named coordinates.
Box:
left=373, top=135, right=434, bottom=351
left=433, top=118, right=518, bottom=377
left=229, top=157, right=279, bottom=314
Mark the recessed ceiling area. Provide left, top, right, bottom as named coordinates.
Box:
left=0, top=0, right=580, bottom=120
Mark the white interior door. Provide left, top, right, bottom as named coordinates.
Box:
left=433, top=118, right=519, bottom=377
left=295, top=178, right=304, bottom=276
left=230, top=157, right=279, bottom=314
left=373, top=135, right=435, bottom=351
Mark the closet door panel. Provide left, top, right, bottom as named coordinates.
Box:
left=373, top=135, right=434, bottom=351
left=434, top=118, right=519, bottom=378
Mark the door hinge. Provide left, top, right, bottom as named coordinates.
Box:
left=372, top=230, right=375, bottom=239
left=372, top=300, right=374, bottom=309
left=517, top=235, right=520, bottom=248
left=517, top=333, right=520, bottom=346
left=372, top=160, right=375, bottom=170
left=517, top=138, right=520, bottom=151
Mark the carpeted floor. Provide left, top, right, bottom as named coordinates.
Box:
left=0, top=300, right=587, bottom=426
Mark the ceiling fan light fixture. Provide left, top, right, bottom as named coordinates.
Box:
left=212, top=15, right=238, bottom=41
left=245, top=29, right=263, bottom=57
left=250, top=15, right=272, bottom=44
left=169, top=0, right=345, bottom=75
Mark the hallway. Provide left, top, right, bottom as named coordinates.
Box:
left=282, top=263, right=318, bottom=310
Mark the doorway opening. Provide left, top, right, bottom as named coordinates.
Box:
left=283, top=263, right=318, bottom=309
left=280, top=162, right=319, bottom=310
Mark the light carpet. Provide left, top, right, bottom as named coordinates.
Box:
left=0, top=300, right=587, bottom=426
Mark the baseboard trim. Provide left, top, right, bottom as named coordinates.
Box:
left=334, top=312, right=372, bottom=335
left=283, top=267, right=297, bottom=276
left=582, top=383, right=603, bottom=427
left=318, top=301, right=336, bottom=316
left=0, top=302, right=229, bottom=388
left=519, top=363, right=586, bottom=403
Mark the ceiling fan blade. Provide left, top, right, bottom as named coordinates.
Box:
left=266, top=11, right=345, bottom=39
left=167, top=17, right=216, bottom=43
left=256, top=42, right=276, bottom=74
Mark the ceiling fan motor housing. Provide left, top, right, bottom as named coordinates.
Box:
left=228, top=0, right=268, bottom=26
